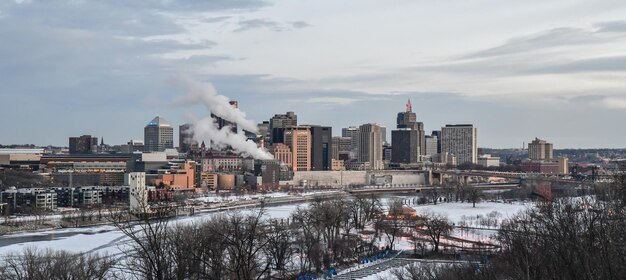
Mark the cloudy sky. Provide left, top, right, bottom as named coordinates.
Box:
left=2, top=0, right=626, bottom=148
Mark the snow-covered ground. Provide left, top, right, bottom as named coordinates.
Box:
left=0, top=203, right=306, bottom=256
left=191, top=190, right=340, bottom=203
left=410, top=201, right=531, bottom=225
left=0, top=197, right=532, bottom=259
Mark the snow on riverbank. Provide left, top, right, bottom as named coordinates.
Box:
left=0, top=202, right=308, bottom=256
left=410, top=201, right=531, bottom=224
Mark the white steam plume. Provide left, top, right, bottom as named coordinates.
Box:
left=174, top=77, right=273, bottom=160
left=173, top=76, right=258, bottom=133
left=190, top=117, right=273, bottom=160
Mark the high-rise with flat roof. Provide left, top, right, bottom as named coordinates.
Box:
left=425, top=135, right=438, bottom=156
left=284, top=126, right=311, bottom=171
left=179, top=123, right=198, bottom=153
left=309, top=125, right=332, bottom=171
left=441, top=124, right=477, bottom=165
left=528, top=138, right=553, bottom=160
left=144, top=116, right=174, bottom=152
left=391, top=129, right=419, bottom=164
left=270, top=112, right=297, bottom=144
left=342, top=126, right=359, bottom=159
left=431, top=130, right=442, bottom=153
left=358, top=123, right=384, bottom=170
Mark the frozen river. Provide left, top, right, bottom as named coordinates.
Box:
left=0, top=203, right=305, bottom=256
left=0, top=197, right=531, bottom=258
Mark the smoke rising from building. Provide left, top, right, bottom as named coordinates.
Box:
left=174, top=77, right=258, bottom=133
left=174, top=77, right=272, bottom=160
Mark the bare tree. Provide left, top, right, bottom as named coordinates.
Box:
left=264, top=220, right=293, bottom=279
left=109, top=203, right=176, bottom=280
left=377, top=198, right=405, bottom=250
left=421, top=212, right=453, bottom=253
left=0, top=247, right=116, bottom=280
left=467, top=187, right=481, bottom=208
left=495, top=197, right=626, bottom=280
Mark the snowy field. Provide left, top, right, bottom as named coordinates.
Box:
left=410, top=201, right=531, bottom=225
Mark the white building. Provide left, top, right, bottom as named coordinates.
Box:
left=478, top=154, right=500, bottom=167
left=125, top=172, right=148, bottom=213
left=441, top=124, right=477, bottom=165
left=358, top=123, right=384, bottom=170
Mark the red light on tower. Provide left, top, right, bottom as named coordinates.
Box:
left=406, top=99, right=412, bottom=112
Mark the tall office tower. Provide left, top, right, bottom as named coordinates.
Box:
left=380, top=125, right=387, bottom=144
left=211, top=101, right=239, bottom=133
left=383, top=143, right=393, bottom=161
left=391, top=101, right=422, bottom=164
left=358, top=123, right=384, bottom=170
left=284, top=126, right=311, bottom=171
left=332, top=136, right=352, bottom=160
left=144, top=116, right=174, bottom=152
left=270, top=111, right=297, bottom=144
left=397, top=99, right=417, bottom=128
left=69, top=135, right=98, bottom=154
left=257, top=121, right=270, bottom=143
left=441, top=124, right=477, bottom=165
left=269, top=143, right=293, bottom=169
left=331, top=137, right=339, bottom=160
left=431, top=130, right=442, bottom=153
left=528, top=138, right=553, bottom=160
left=179, top=123, right=198, bottom=153
left=425, top=135, right=438, bottom=156
left=308, top=125, right=332, bottom=171
left=391, top=129, right=420, bottom=164
left=342, top=126, right=359, bottom=159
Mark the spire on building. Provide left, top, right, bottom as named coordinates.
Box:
left=406, top=99, right=412, bottom=112
left=100, top=137, right=104, bottom=146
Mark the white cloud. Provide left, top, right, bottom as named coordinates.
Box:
left=602, top=97, right=626, bottom=109
left=306, top=97, right=358, bottom=106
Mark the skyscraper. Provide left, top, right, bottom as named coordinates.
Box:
left=396, top=99, right=417, bottom=129
left=211, top=101, right=239, bottom=133
left=257, top=121, right=270, bottom=143
left=144, top=116, right=174, bottom=152
left=179, top=123, right=198, bottom=153
left=391, top=100, right=425, bottom=163
left=425, top=135, right=438, bottom=156
left=528, top=138, right=553, bottom=160
left=332, top=136, right=352, bottom=160
left=284, top=126, right=311, bottom=171
left=270, top=112, right=297, bottom=144
left=441, top=124, right=477, bottom=165
left=342, top=126, right=359, bottom=159
left=358, top=123, right=384, bottom=170
left=431, top=130, right=442, bottom=153
left=391, top=129, right=419, bottom=164
left=69, top=135, right=98, bottom=154
left=380, top=125, right=387, bottom=145
left=309, top=125, right=332, bottom=171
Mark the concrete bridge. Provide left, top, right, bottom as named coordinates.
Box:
left=346, top=182, right=520, bottom=194
left=429, top=169, right=577, bottom=185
